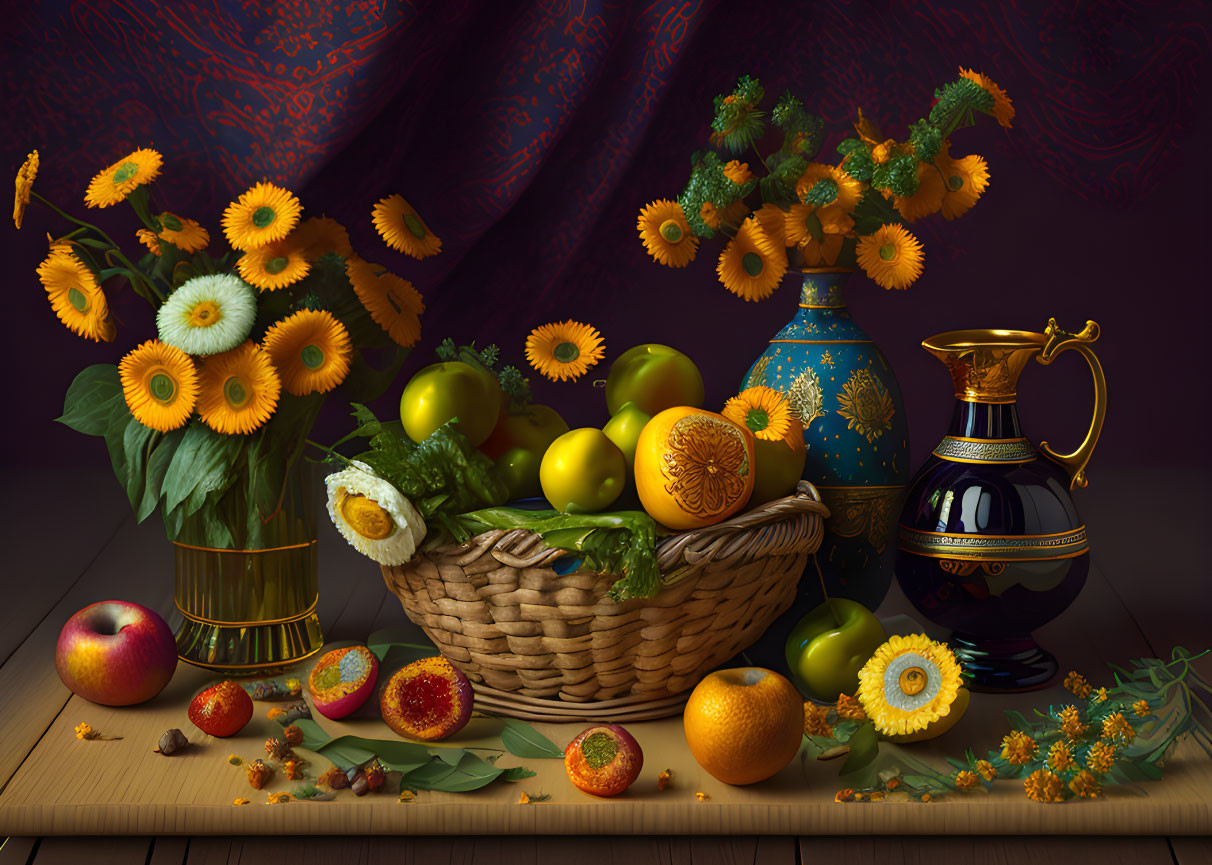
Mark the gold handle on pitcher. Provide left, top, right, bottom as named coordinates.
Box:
left=1035, top=318, right=1106, bottom=489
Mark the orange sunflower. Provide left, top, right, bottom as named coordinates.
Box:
left=796, top=162, right=863, bottom=212
left=938, top=151, right=990, bottom=221
left=346, top=258, right=424, bottom=347
left=263, top=308, right=353, bottom=395
left=156, top=212, right=210, bottom=252
left=856, top=224, right=923, bottom=290
left=13, top=149, right=38, bottom=229
left=37, top=251, right=115, bottom=341
left=716, top=216, right=787, bottom=302
left=371, top=195, right=441, bottom=259
left=894, top=163, right=946, bottom=222
left=237, top=239, right=311, bottom=291
left=195, top=341, right=282, bottom=435
left=292, top=216, right=353, bottom=260
left=119, top=340, right=199, bottom=432
left=637, top=199, right=698, bottom=267
left=959, top=68, right=1015, bottom=128
left=525, top=320, right=605, bottom=383
left=84, top=147, right=162, bottom=208
left=221, top=182, right=302, bottom=250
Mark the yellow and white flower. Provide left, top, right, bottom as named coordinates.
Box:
left=157, top=274, right=257, bottom=356
left=325, top=461, right=426, bottom=566
left=857, top=633, right=964, bottom=737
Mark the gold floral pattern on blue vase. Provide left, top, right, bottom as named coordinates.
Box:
left=836, top=368, right=896, bottom=443
left=789, top=366, right=825, bottom=427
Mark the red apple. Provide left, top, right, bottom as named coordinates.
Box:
left=55, top=600, right=178, bottom=706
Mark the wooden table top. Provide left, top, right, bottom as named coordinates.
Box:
left=1, top=466, right=1209, bottom=863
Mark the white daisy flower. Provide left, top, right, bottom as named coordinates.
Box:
left=325, top=460, right=426, bottom=566
left=157, top=274, right=257, bottom=356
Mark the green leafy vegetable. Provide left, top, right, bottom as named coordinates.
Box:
left=336, top=404, right=509, bottom=535
left=455, top=506, right=660, bottom=600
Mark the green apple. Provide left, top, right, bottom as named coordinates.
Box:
left=494, top=446, right=543, bottom=500
left=604, top=344, right=705, bottom=417
left=602, top=401, right=651, bottom=476
left=784, top=598, right=886, bottom=702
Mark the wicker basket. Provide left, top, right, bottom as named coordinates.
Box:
left=381, top=481, right=829, bottom=721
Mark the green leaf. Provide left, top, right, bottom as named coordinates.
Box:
left=138, top=427, right=185, bottom=522
left=293, top=720, right=433, bottom=774
left=434, top=748, right=468, bottom=766
left=500, top=719, right=563, bottom=759
left=122, top=416, right=159, bottom=513
left=500, top=766, right=538, bottom=782
left=102, top=401, right=134, bottom=483
left=162, top=423, right=244, bottom=514
left=58, top=364, right=123, bottom=435
left=403, top=759, right=460, bottom=788
left=839, top=721, right=879, bottom=775
left=366, top=628, right=438, bottom=665
left=408, top=752, right=505, bottom=792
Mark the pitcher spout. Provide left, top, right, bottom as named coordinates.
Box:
left=921, top=329, right=1047, bottom=404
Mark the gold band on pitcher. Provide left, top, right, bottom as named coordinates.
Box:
left=898, top=525, right=1088, bottom=561
left=933, top=436, right=1037, bottom=464
left=175, top=598, right=319, bottom=628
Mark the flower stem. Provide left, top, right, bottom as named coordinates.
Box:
left=32, top=191, right=164, bottom=303
left=811, top=554, right=842, bottom=628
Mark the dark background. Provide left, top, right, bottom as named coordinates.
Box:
left=3, top=0, right=1210, bottom=482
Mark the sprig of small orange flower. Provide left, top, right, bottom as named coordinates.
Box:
left=74, top=722, right=121, bottom=741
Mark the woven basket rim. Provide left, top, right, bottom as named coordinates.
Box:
left=416, top=480, right=829, bottom=568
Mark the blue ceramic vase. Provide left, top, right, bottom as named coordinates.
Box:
left=895, top=321, right=1106, bottom=691
left=740, top=268, right=909, bottom=666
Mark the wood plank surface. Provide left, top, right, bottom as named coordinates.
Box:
left=799, top=836, right=1178, bottom=865
left=31, top=837, right=150, bottom=865
left=0, top=469, right=129, bottom=667
left=181, top=836, right=795, bottom=865
left=1172, top=836, right=1212, bottom=865
left=1, top=470, right=1209, bottom=836
left=0, top=837, right=36, bottom=864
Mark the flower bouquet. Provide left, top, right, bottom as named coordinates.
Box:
left=16, top=146, right=441, bottom=669
left=637, top=68, right=1013, bottom=295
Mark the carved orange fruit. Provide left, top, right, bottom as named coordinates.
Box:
left=634, top=406, right=755, bottom=530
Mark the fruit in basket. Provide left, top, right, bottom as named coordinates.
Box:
left=379, top=655, right=473, bottom=740
left=307, top=645, right=380, bottom=720
left=188, top=680, right=254, bottom=738
left=540, top=428, right=626, bottom=513
left=480, top=403, right=569, bottom=460
left=634, top=407, right=755, bottom=530
left=748, top=420, right=808, bottom=506
left=602, top=401, right=651, bottom=477
left=481, top=404, right=570, bottom=499
left=55, top=600, right=178, bottom=706
left=493, top=446, right=544, bottom=500
left=605, top=344, right=705, bottom=416
left=564, top=724, right=644, bottom=797
left=784, top=599, right=886, bottom=702
left=683, top=668, right=804, bottom=786
left=399, top=360, right=502, bottom=446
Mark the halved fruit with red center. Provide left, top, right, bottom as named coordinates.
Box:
left=379, top=656, right=473, bottom=741
left=307, top=645, right=379, bottom=720
left=564, top=724, right=644, bottom=797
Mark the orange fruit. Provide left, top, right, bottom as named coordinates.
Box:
left=683, top=667, right=804, bottom=786
left=634, top=406, right=755, bottom=530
